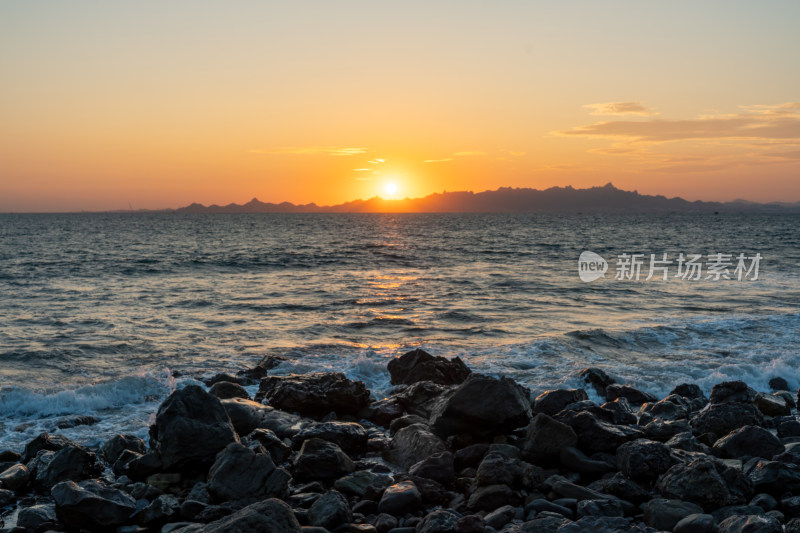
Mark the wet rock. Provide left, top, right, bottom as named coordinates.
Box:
left=777, top=418, right=800, bottom=438
left=521, top=413, right=578, bottom=463
left=221, top=398, right=308, bottom=438
left=667, top=431, right=711, bottom=453
left=293, top=421, right=369, bottom=456
left=102, top=434, right=147, bottom=464
left=673, top=513, right=716, bottom=533
left=605, top=384, right=657, bottom=406
left=35, top=443, right=102, bottom=488
left=750, top=493, right=778, bottom=512
left=616, top=438, right=672, bottom=481
left=387, top=348, right=471, bottom=386
left=256, top=372, right=371, bottom=417
left=744, top=459, right=800, bottom=495
left=600, top=398, right=639, bottom=425
left=363, top=398, right=404, bottom=428
left=393, top=381, right=450, bottom=418
left=188, top=498, right=301, bottom=532
left=55, top=415, right=100, bottom=429
left=643, top=498, right=704, bottom=530
left=308, top=490, right=352, bottom=530
left=657, top=456, right=753, bottom=509
left=383, top=423, right=445, bottom=470
left=520, top=515, right=572, bottom=532
left=578, top=367, right=615, bottom=397
left=717, top=514, right=781, bottom=533
left=559, top=446, right=614, bottom=475
left=22, top=433, right=75, bottom=462
left=17, top=503, right=57, bottom=530
left=429, top=374, right=531, bottom=438
left=576, top=499, right=624, bottom=518
left=52, top=479, right=137, bottom=531
left=208, top=442, right=289, bottom=502
left=525, top=498, right=574, bottom=519
left=712, top=425, right=784, bottom=459
left=417, top=508, right=460, bottom=533
left=557, top=516, right=632, bottom=532
left=690, top=402, right=764, bottom=438
left=587, top=472, right=650, bottom=505
left=548, top=476, right=617, bottom=503
left=378, top=481, right=421, bottom=515
left=0, top=463, right=29, bottom=491
left=754, top=393, right=791, bottom=417
left=638, top=397, right=689, bottom=424
left=374, top=513, right=398, bottom=533
left=0, top=488, right=13, bottom=506
left=769, top=377, right=789, bottom=391
left=245, top=428, right=291, bottom=462
left=476, top=452, right=542, bottom=490
left=710, top=381, right=756, bottom=404
left=467, top=483, right=513, bottom=511
left=409, top=451, right=455, bottom=486
left=138, top=494, right=180, bottom=527
left=533, top=389, right=589, bottom=416
left=556, top=410, right=643, bottom=453
left=334, top=470, right=378, bottom=497
left=150, top=385, right=239, bottom=470
left=643, top=419, right=691, bottom=441
left=208, top=381, right=250, bottom=400
left=454, top=443, right=489, bottom=470
left=712, top=504, right=766, bottom=523
left=293, top=438, right=355, bottom=482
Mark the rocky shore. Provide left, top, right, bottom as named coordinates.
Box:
left=2, top=349, right=800, bottom=532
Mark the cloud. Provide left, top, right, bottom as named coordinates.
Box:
left=250, top=147, right=367, bottom=156
left=557, top=103, right=800, bottom=143
left=584, top=102, right=658, bottom=116
left=453, top=151, right=487, bottom=156
left=424, top=158, right=453, bottom=163
left=353, top=168, right=372, bottom=171
left=368, top=159, right=385, bottom=164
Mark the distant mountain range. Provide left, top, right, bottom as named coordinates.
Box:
left=172, top=183, right=800, bottom=214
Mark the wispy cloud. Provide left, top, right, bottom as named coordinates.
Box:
left=424, top=158, right=453, bottom=163
left=353, top=168, right=372, bottom=171
left=584, top=102, right=658, bottom=116
left=250, top=147, right=367, bottom=156
left=368, top=159, right=385, bottom=164
left=453, top=151, right=487, bottom=156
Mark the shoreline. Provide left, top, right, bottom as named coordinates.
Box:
left=1, top=349, right=800, bottom=532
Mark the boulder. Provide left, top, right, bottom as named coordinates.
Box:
left=532, top=389, right=589, bottom=416
left=467, top=483, right=514, bottom=512
left=187, top=498, right=301, bottom=533
left=17, top=503, right=57, bottom=530
left=0, top=463, right=29, bottom=491
left=769, top=377, right=789, bottom=391
left=717, top=514, right=781, bottom=533
left=22, top=433, right=75, bottom=462
left=208, top=381, right=250, bottom=400
left=657, top=456, right=753, bottom=510
left=605, top=384, right=657, bottom=406
left=744, top=459, right=800, bottom=495
left=587, top=472, right=650, bottom=505
left=333, top=470, right=378, bottom=497
left=102, top=434, right=146, bottom=464
left=245, top=428, right=291, bottom=462
left=208, top=442, right=289, bottom=502
left=454, top=443, right=490, bottom=470
left=710, top=381, right=756, bottom=404
left=522, top=413, right=578, bottom=463
left=308, top=490, right=352, bottom=530
left=578, top=367, right=615, bottom=397
left=559, top=446, right=614, bottom=475
left=475, top=452, right=542, bottom=490
left=221, top=398, right=309, bottom=438
left=643, top=498, right=704, bottom=530
left=293, top=421, right=368, bottom=455
left=34, top=444, right=102, bottom=488
left=712, top=426, right=784, bottom=459
left=616, top=438, right=672, bottom=481
left=418, top=509, right=461, bottom=533
left=51, top=479, right=137, bottom=531
left=255, top=372, right=371, bottom=417
left=576, top=499, right=624, bottom=518
left=429, top=374, right=532, bottom=438
left=556, top=410, right=643, bottom=453
left=150, top=385, right=239, bottom=470
left=383, top=423, right=445, bottom=470
left=138, top=494, right=180, bottom=527
left=690, top=401, right=764, bottom=438
left=392, top=381, right=450, bottom=418
left=673, top=513, right=716, bottom=533
left=387, top=348, right=471, bottom=386
left=666, top=431, right=711, bottom=453
left=754, top=393, right=791, bottom=417
left=293, top=438, right=355, bottom=481
left=378, top=481, right=422, bottom=515
left=409, top=451, right=455, bottom=486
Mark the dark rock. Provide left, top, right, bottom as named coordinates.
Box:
left=0, top=463, right=29, bottom=491
left=475, top=452, right=542, bottom=490
left=521, top=413, right=578, bottom=463
left=750, top=493, right=778, bottom=512
left=556, top=410, right=643, bottom=453
left=744, top=459, right=800, bottom=495
left=777, top=419, right=800, bottom=439
left=754, top=393, right=791, bottom=417
left=455, top=514, right=484, bottom=533
left=256, top=372, right=371, bottom=417
left=388, top=414, right=428, bottom=434
left=383, top=423, right=445, bottom=470
left=556, top=516, right=632, bottom=532
left=559, top=446, right=614, bottom=475
left=525, top=498, right=574, bottom=519
left=605, top=384, right=657, bottom=406
left=769, top=377, right=789, bottom=392
left=188, top=498, right=301, bottom=532
left=55, top=415, right=100, bottom=429
left=712, top=426, right=784, bottom=459
left=643, top=419, right=691, bottom=441
left=51, top=479, right=137, bottom=530
left=0, top=488, right=13, bottom=506
left=673, top=513, right=716, bottom=533
left=221, top=398, right=309, bottom=438
left=35, top=443, right=102, bottom=488
left=587, top=472, right=650, bottom=505
left=417, top=509, right=460, bottom=533
left=204, top=372, right=245, bottom=386
left=150, top=385, right=239, bottom=470
left=408, top=451, right=454, bottom=486
left=533, top=389, right=589, bottom=416
left=690, top=402, right=764, bottom=437
left=17, top=503, right=57, bottom=530
left=616, top=438, right=672, bottom=481
left=657, top=456, right=753, bottom=510
left=378, top=481, right=421, bottom=515
left=139, top=494, right=180, bottom=527
left=208, top=381, right=250, bottom=400
left=245, top=428, right=292, bottom=462
left=671, top=383, right=708, bottom=402
left=363, top=398, right=404, bottom=428
left=333, top=470, right=378, bottom=497
left=0, top=450, right=21, bottom=462
left=643, top=498, right=704, bottom=530
left=710, top=381, right=756, bottom=404
left=429, top=374, right=531, bottom=438
left=667, top=431, right=711, bottom=453
left=638, top=397, right=689, bottom=423
left=293, top=421, right=368, bottom=455
left=712, top=505, right=766, bottom=523
left=102, top=434, right=147, bottom=464
left=293, top=438, right=355, bottom=482
left=576, top=499, right=624, bottom=518
left=519, top=515, right=572, bottom=532
left=308, top=490, right=352, bottom=530
left=392, top=381, right=449, bottom=418
left=208, top=442, right=289, bottom=502
left=467, top=483, right=513, bottom=511
left=374, top=513, right=397, bottom=533
left=22, top=433, right=75, bottom=462
left=578, top=367, right=615, bottom=397
left=406, top=475, right=449, bottom=506
left=454, top=443, right=489, bottom=470
left=717, top=514, right=781, bottom=533
left=387, top=349, right=471, bottom=386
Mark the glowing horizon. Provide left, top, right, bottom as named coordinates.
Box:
left=2, top=1, right=799, bottom=212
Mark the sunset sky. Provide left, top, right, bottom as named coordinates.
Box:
left=2, top=1, right=799, bottom=211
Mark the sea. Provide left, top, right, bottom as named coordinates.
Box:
left=1, top=212, right=798, bottom=450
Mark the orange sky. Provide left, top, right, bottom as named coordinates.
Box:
left=1, top=1, right=799, bottom=211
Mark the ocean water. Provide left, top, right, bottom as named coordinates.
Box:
left=1, top=212, right=799, bottom=449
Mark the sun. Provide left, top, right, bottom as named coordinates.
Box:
left=384, top=183, right=398, bottom=195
